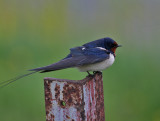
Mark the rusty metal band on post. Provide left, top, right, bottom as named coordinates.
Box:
left=44, top=72, right=105, bottom=121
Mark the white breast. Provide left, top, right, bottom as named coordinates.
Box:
left=77, top=53, right=115, bottom=72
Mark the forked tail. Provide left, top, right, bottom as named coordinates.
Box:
left=0, top=71, right=38, bottom=89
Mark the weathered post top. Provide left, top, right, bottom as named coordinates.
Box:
left=44, top=72, right=105, bottom=121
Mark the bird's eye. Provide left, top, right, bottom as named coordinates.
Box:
left=111, top=44, right=115, bottom=47
left=110, top=43, right=113, bottom=47
left=113, top=44, right=117, bottom=47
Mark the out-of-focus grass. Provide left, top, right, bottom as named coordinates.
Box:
left=0, top=1, right=160, bottom=121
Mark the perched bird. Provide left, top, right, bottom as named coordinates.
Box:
left=0, top=37, right=121, bottom=88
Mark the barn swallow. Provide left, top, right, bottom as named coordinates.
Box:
left=0, top=37, right=121, bottom=88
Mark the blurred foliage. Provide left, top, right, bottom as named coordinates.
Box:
left=0, top=0, right=160, bottom=121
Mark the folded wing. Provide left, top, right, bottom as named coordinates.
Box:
left=30, top=47, right=110, bottom=73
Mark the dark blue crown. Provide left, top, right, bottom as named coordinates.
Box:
left=83, top=37, right=116, bottom=50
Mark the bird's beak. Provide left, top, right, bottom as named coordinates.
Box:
left=117, top=45, right=122, bottom=47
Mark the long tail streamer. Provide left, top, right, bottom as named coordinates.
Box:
left=0, top=71, right=37, bottom=89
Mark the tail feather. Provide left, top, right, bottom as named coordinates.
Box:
left=0, top=57, right=82, bottom=88
left=29, top=57, right=80, bottom=73
left=0, top=71, right=38, bottom=89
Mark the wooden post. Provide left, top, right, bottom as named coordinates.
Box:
left=44, top=72, right=105, bottom=121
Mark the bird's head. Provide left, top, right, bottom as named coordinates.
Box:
left=83, top=37, right=121, bottom=54
left=104, top=37, right=122, bottom=54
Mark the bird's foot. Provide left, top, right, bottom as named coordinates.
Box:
left=93, top=71, right=102, bottom=75
left=86, top=71, right=102, bottom=77
left=86, top=71, right=94, bottom=77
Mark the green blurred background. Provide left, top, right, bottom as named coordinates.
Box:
left=0, top=0, right=160, bottom=121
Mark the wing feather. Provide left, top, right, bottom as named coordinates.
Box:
left=30, top=47, right=110, bottom=73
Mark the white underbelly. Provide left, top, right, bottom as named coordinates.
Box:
left=77, top=53, right=115, bottom=72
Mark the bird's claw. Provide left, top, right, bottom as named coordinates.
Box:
left=86, top=71, right=102, bottom=77
left=93, top=71, right=102, bottom=74
left=86, top=71, right=94, bottom=77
